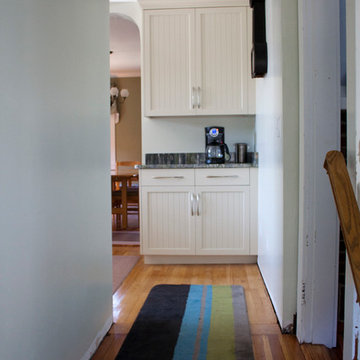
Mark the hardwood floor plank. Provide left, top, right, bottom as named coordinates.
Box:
left=112, top=244, right=140, bottom=256
left=262, top=335, right=275, bottom=360
left=91, top=332, right=125, bottom=360
left=267, top=334, right=286, bottom=360
left=251, top=324, right=282, bottom=335
left=301, top=343, right=335, bottom=360
left=252, top=335, right=267, bottom=360
left=279, top=334, right=305, bottom=360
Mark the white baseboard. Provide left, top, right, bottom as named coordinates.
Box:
left=144, top=255, right=257, bottom=264
left=80, top=315, right=113, bottom=360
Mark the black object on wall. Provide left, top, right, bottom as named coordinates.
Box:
left=250, top=0, right=268, bottom=78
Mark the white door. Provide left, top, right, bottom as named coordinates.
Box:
left=195, top=186, right=250, bottom=255
left=195, top=7, right=249, bottom=115
left=141, top=186, right=196, bottom=255
left=143, top=9, right=196, bottom=116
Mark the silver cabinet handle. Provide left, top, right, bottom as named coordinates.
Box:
left=152, top=176, right=185, bottom=179
left=196, top=193, right=200, bottom=216
left=192, top=87, right=196, bottom=109
left=190, top=193, right=194, bottom=216
left=197, top=86, right=201, bottom=108
left=206, top=175, right=239, bottom=178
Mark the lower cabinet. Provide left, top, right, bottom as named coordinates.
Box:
left=141, top=186, right=196, bottom=255
left=195, top=186, right=250, bottom=255
left=140, top=168, right=258, bottom=259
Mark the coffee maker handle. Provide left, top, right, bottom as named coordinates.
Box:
left=224, top=144, right=231, bottom=161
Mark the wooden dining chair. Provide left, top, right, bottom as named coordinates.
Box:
left=112, top=164, right=140, bottom=230
left=117, top=160, right=140, bottom=228
left=111, top=176, right=126, bottom=230
left=117, top=161, right=141, bottom=187
left=112, top=188, right=139, bottom=230
left=125, top=187, right=140, bottom=229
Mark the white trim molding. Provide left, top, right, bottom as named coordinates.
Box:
left=297, top=0, right=340, bottom=348
left=144, top=255, right=257, bottom=264
left=343, top=0, right=360, bottom=359
left=80, top=316, right=113, bottom=360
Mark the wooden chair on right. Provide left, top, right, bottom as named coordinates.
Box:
left=114, top=160, right=141, bottom=229
left=324, top=150, right=360, bottom=302
left=111, top=176, right=127, bottom=230
left=116, top=161, right=141, bottom=187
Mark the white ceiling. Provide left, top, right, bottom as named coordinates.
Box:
left=109, top=14, right=140, bottom=78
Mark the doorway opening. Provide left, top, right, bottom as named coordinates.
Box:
left=110, top=11, right=142, bottom=299
left=110, top=13, right=141, bottom=244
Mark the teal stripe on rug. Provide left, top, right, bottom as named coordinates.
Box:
left=172, top=285, right=203, bottom=360
left=197, top=285, right=212, bottom=360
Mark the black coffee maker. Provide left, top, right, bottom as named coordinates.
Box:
left=205, top=126, right=230, bottom=164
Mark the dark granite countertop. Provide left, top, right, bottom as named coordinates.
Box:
left=136, top=152, right=258, bottom=169
left=137, top=163, right=256, bottom=169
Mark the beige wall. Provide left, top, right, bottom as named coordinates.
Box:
left=111, top=77, right=141, bottom=162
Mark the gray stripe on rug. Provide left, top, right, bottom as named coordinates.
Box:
left=232, top=285, right=254, bottom=360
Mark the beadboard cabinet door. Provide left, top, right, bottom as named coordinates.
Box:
left=143, top=7, right=254, bottom=116
left=195, top=186, right=250, bottom=255
left=144, top=9, right=196, bottom=116
left=194, top=7, right=250, bottom=115
left=141, top=186, right=196, bottom=254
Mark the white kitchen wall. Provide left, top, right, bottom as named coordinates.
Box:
left=142, top=116, right=255, bottom=158
left=256, top=0, right=299, bottom=329
left=110, top=1, right=142, bottom=29
left=256, top=0, right=284, bottom=326
left=0, top=1, right=112, bottom=360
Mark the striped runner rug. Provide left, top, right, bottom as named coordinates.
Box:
left=115, top=285, right=254, bottom=360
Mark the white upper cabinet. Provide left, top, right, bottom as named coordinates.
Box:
left=144, top=6, right=255, bottom=116
left=195, top=7, right=248, bottom=115
left=144, top=9, right=195, bottom=116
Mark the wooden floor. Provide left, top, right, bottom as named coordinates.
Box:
left=92, top=245, right=342, bottom=360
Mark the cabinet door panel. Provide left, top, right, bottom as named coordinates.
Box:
left=141, top=186, right=196, bottom=254
left=144, top=9, right=195, bottom=116
left=195, top=7, right=249, bottom=114
left=196, top=186, right=250, bottom=255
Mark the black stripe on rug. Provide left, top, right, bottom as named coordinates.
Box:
left=115, top=285, right=190, bottom=360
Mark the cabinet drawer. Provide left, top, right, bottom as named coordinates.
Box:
left=195, top=168, right=250, bottom=186
left=140, top=169, right=195, bottom=186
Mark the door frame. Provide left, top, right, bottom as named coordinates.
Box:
left=297, top=0, right=340, bottom=348
left=343, top=0, right=360, bottom=358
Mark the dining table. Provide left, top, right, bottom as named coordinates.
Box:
left=111, top=168, right=139, bottom=230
